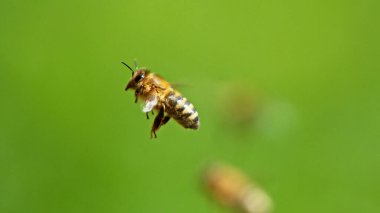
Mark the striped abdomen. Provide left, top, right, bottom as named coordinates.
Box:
left=165, top=91, right=199, bottom=129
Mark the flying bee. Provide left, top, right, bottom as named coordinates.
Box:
left=122, top=62, right=200, bottom=138
left=202, top=163, right=273, bottom=213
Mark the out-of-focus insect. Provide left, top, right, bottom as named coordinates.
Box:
left=202, top=163, right=273, bottom=213
left=122, top=62, right=200, bottom=138
left=217, top=83, right=262, bottom=134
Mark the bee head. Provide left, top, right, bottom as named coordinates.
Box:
left=128, top=69, right=148, bottom=89
left=122, top=61, right=150, bottom=90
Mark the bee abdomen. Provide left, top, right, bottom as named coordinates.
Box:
left=167, top=91, right=200, bottom=129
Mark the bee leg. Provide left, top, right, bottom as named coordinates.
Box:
left=134, top=86, right=144, bottom=103
left=146, top=112, right=149, bottom=119
left=151, top=107, right=164, bottom=138
left=162, top=116, right=171, bottom=125
left=134, top=90, right=139, bottom=103
left=151, top=131, right=157, bottom=138
left=152, top=117, right=169, bottom=137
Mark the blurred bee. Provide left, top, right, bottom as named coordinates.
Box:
left=202, top=163, right=273, bottom=213
left=122, top=62, right=200, bottom=138
left=217, top=82, right=262, bottom=135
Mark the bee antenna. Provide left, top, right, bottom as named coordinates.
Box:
left=121, top=62, right=135, bottom=76
left=133, top=58, right=139, bottom=69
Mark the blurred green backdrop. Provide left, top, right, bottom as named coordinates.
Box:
left=1, top=0, right=379, bottom=212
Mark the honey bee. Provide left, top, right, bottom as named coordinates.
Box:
left=122, top=62, right=200, bottom=138
left=203, top=163, right=273, bottom=213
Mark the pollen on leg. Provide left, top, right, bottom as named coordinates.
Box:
left=143, top=96, right=158, bottom=112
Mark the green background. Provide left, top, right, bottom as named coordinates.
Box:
left=1, top=0, right=379, bottom=212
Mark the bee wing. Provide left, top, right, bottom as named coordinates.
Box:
left=170, top=82, right=191, bottom=90
left=142, top=95, right=158, bottom=113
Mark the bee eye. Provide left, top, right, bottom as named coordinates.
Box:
left=134, top=74, right=144, bottom=83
